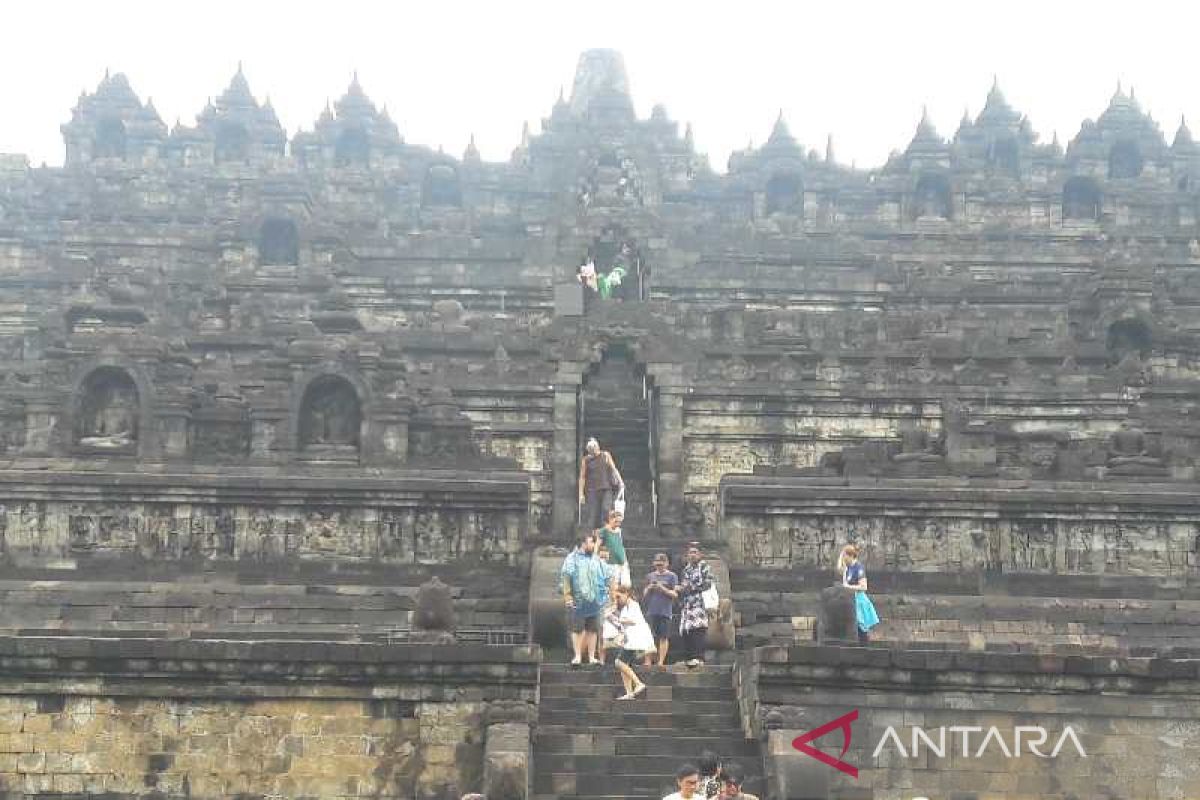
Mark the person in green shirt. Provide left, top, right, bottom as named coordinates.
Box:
left=598, top=509, right=629, bottom=588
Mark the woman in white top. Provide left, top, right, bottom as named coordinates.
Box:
left=604, top=584, right=655, bottom=699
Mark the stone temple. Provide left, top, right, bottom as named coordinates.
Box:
left=0, top=48, right=1197, bottom=799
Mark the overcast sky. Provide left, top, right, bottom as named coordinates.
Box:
left=2, top=1, right=1196, bottom=171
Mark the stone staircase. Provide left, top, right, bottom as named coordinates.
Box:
left=533, top=662, right=763, bottom=800
left=581, top=347, right=654, bottom=528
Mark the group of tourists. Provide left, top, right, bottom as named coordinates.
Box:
left=560, top=523, right=715, bottom=680
left=665, top=753, right=759, bottom=799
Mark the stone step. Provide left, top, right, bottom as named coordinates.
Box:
left=534, top=733, right=760, bottom=757
left=538, top=708, right=741, bottom=729
left=533, top=772, right=681, bottom=798
left=540, top=665, right=732, bottom=688
left=540, top=683, right=735, bottom=703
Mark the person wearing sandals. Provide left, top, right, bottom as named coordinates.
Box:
left=605, top=584, right=655, bottom=699
left=678, top=544, right=713, bottom=667
left=838, top=544, right=880, bottom=643
left=561, top=532, right=609, bottom=665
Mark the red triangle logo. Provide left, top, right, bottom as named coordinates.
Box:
left=791, top=709, right=859, bottom=778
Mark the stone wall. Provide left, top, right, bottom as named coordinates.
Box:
left=747, top=644, right=1200, bottom=800
left=720, top=476, right=1200, bottom=575
left=0, top=636, right=537, bottom=799
left=0, top=469, right=529, bottom=565
left=732, top=567, right=1200, bottom=655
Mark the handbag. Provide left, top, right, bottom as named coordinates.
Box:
left=605, top=452, right=623, bottom=490
left=701, top=580, right=720, bottom=612
left=612, top=486, right=626, bottom=516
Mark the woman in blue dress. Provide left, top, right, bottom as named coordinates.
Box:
left=838, top=545, right=880, bottom=643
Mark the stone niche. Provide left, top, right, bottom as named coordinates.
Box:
left=298, top=374, right=362, bottom=461
left=73, top=366, right=140, bottom=454
left=720, top=476, right=1200, bottom=575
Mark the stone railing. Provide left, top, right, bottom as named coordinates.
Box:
left=720, top=475, right=1200, bottom=575
left=0, top=467, right=530, bottom=565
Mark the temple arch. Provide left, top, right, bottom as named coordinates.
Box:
left=74, top=367, right=139, bottom=451
left=335, top=128, right=370, bottom=167
left=259, top=217, right=299, bottom=265
left=1063, top=177, right=1102, bottom=221
left=94, top=117, right=127, bottom=160
left=912, top=173, right=952, bottom=219
left=298, top=375, right=362, bottom=453
left=765, top=173, right=803, bottom=215
left=422, top=164, right=462, bottom=208
left=1108, top=140, right=1144, bottom=179
left=215, top=122, right=250, bottom=164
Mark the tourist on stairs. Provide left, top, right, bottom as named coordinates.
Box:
left=561, top=532, right=609, bottom=665
left=604, top=584, right=654, bottom=699
left=597, top=544, right=620, bottom=663
left=663, top=763, right=702, bottom=800
left=599, top=508, right=630, bottom=588
left=578, top=437, right=624, bottom=530
left=643, top=552, right=679, bottom=666
left=717, top=762, right=759, bottom=800
left=838, top=544, right=880, bottom=643
left=678, top=544, right=713, bottom=667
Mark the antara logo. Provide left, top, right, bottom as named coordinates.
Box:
left=792, top=711, right=1087, bottom=777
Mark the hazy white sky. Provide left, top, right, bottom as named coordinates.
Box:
left=2, top=1, right=1196, bottom=171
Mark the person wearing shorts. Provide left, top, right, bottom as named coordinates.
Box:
left=561, top=531, right=608, bottom=665
left=643, top=552, right=679, bottom=666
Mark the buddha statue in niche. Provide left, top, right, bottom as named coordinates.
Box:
left=76, top=370, right=138, bottom=450
left=299, top=377, right=361, bottom=453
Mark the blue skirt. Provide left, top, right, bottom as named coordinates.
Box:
left=855, top=592, right=880, bottom=632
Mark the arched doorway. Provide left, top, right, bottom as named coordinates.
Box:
left=579, top=344, right=656, bottom=528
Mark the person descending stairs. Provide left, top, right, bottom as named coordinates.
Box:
left=532, top=662, right=764, bottom=800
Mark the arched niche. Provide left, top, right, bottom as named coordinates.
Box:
left=1107, top=319, right=1151, bottom=359
left=298, top=375, right=362, bottom=454
left=335, top=127, right=370, bottom=167
left=94, top=117, right=127, bottom=160
left=215, top=122, right=250, bottom=164
left=1063, top=176, right=1102, bottom=221
left=422, top=164, right=462, bottom=208
left=259, top=217, right=299, bottom=265
left=912, top=173, right=952, bottom=220
left=988, top=136, right=1020, bottom=175
left=75, top=367, right=139, bottom=452
left=765, top=173, right=803, bottom=215
left=1108, top=140, right=1144, bottom=179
